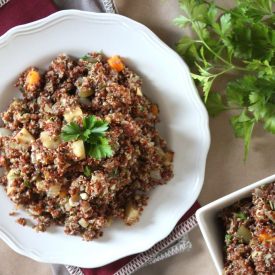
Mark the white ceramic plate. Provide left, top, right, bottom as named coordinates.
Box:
left=0, top=10, right=210, bottom=268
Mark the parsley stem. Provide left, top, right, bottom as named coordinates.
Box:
left=194, top=40, right=252, bottom=74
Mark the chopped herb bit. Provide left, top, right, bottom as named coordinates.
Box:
left=61, top=115, right=113, bottom=160
left=83, top=166, right=92, bottom=177
left=268, top=200, right=275, bottom=210
left=19, top=86, right=25, bottom=93
left=23, top=181, right=31, bottom=188
left=110, top=168, right=119, bottom=177
left=225, top=234, right=232, bottom=246
left=138, top=105, right=145, bottom=112
left=98, top=83, right=107, bottom=90
left=81, top=54, right=97, bottom=63
left=235, top=212, right=247, bottom=220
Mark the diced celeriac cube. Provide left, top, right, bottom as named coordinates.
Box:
left=36, top=180, right=47, bottom=192
left=78, top=88, right=94, bottom=98
left=47, top=184, right=61, bottom=197
left=6, top=169, right=19, bottom=195
left=80, top=193, right=88, bottom=200
left=0, top=128, right=12, bottom=137
left=69, top=197, right=79, bottom=207
left=65, top=202, right=72, bottom=211
left=7, top=169, right=19, bottom=184
left=78, top=218, right=89, bottom=228
left=75, top=77, right=94, bottom=97
left=124, top=203, right=140, bottom=225
left=15, top=128, right=35, bottom=145
left=40, top=131, right=61, bottom=149
left=136, top=87, right=143, bottom=96
left=63, top=106, right=83, bottom=123
left=71, top=140, right=86, bottom=160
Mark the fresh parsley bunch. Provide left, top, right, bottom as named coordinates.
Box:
left=174, top=0, right=275, bottom=159
left=61, top=115, right=113, bottom=159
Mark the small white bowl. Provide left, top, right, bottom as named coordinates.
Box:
left=196, top=174, right=275, bottom=275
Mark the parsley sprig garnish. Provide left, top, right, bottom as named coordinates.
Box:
left=61, top=115, right=113, bottom=160
left=174, top=0, right=275, bottom=159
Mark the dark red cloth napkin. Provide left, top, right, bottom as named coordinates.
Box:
left=0, top=0, right=58, bottom=36
left=80, top=201, right=200, bottom=275
left=1, top=2, right=200, bottom=274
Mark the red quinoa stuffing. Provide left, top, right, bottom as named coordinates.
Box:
left=0, top=53, right=174, bottom=241
left=220, top=183, right=275, bottom=274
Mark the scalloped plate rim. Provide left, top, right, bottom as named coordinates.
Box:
left=0, top=10, right=210, bottom=268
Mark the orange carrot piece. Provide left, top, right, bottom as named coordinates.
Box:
left=151, top=104, right=159, bottom=116
left=107, top=55, right=125, bottom=72
left=26, top=69, right=41, bottom=90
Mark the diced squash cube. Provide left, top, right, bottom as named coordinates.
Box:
left=71, top=140, right=86, bottom=160
left=40, top=131, right=61, bottom=149
left=15, top=128, right=35, bottom=145
left=64, top=106, right=83, bottom=123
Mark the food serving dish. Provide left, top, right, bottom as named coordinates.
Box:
left=0, top=10, right=210, bottom=267
left=196, top=174, right=275, bottom=275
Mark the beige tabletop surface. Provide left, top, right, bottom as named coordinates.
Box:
left=1, top=1, right=275, bottom=275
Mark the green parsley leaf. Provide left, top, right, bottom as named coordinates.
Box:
left=60, top=122, right=81, bottom=142
left=205, top=93, right=226, bottom=117
left=174, top=0, right=275, bottom=159
left=86, top=137, right=113, bottom=160
left=61, top=115, right=113, bottom=160
left=83, top=115, right=96, bottom=129
left=90, top=121, right=109, bottom=134
left=173, top=15, right=191, bottom=28
left=220, top=14, right=232, bottom=37
left=264, top=115, right=275, bottom=133
left=230, top=112, right=255, bottom=160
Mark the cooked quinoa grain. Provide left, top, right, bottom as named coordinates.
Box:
left=0, top=53, right=174, bottom=240
left=16, top=218, right=27, bottom=226
left=220, top=183, right=275, bottom=274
